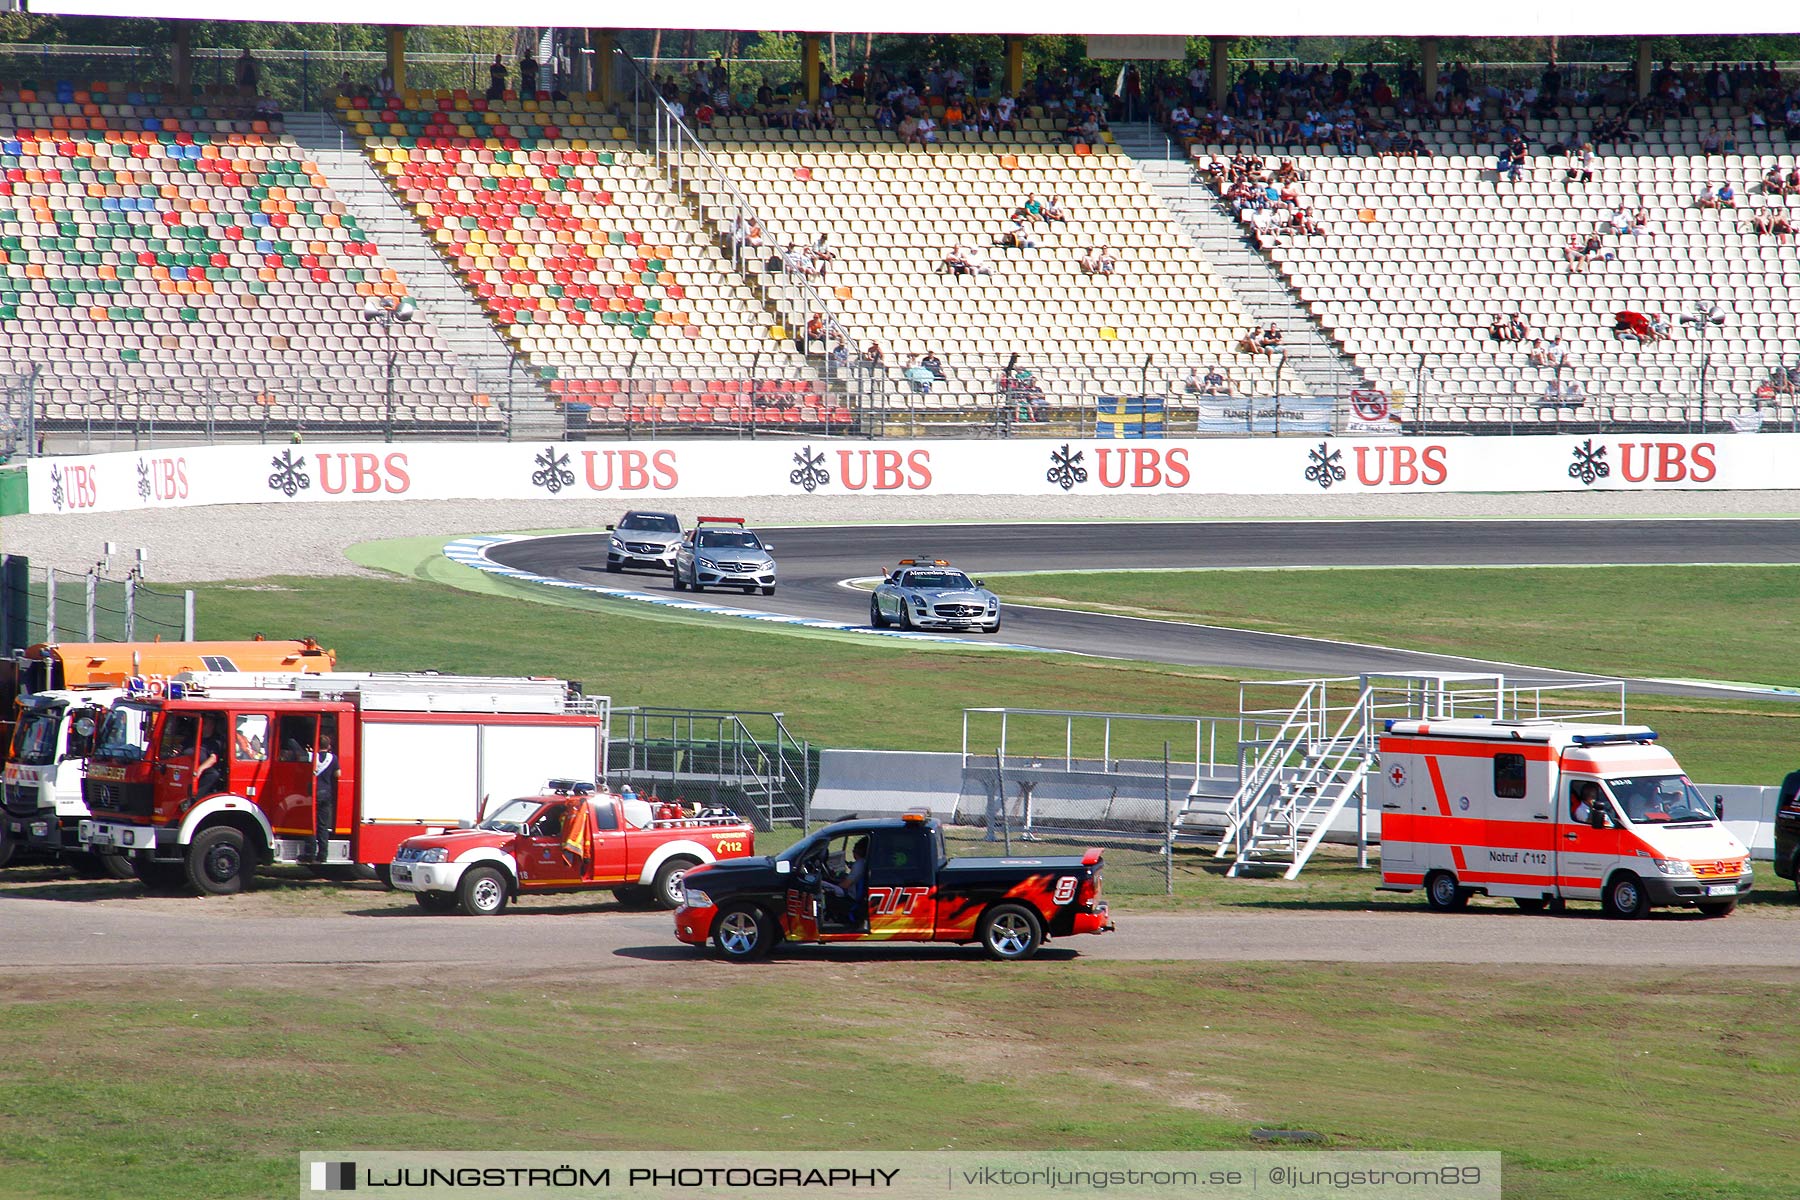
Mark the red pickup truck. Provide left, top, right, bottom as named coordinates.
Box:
left=389, top=781, right=756, bottom=915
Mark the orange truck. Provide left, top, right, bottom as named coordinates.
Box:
left=1, top=639, right=334, bottom=867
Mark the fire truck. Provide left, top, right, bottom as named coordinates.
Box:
left=1378, top=719, right=1753, bottom=917
left=1, top=639, right=334, bottom=869
left=390, top=780, right=757, bottom=915
left=77, top=672, right=605, bottom=894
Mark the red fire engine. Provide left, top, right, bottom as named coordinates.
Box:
left=77, top=673, right=606, bottom=894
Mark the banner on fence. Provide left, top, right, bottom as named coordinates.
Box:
left=1094, top=396, right=1165, bottom=439
left=1194, top=397, right=1333, bottom=434
left=19, top=433, right=1787, bottom=514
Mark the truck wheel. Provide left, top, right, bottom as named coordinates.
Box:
left=980, top=903, right=1043, bottom=961
left=187, top=827, right=254, bottom=896
left=1513, top=897, right=1550, bottom=913
left=713, top=902, right=775, bottom=962
left=1602, top=873, right=1650, bottom=919
left=133, top=858, right=190, bottom=893
left=1424, top=870, right=1468, bottom=912
left=870, top=597, right=888, bottom=628
left=1696, top=900, right=1737, bottom=918
left=415, top=891, right=458, bottom=913
left=457, top=865, right=510, bottom=916
left=652, top=857, right=700, bottom=910
left=66, top=851, right=136, bottom=880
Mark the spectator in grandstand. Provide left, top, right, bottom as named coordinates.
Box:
left=904, top=355, right=936, bottom=394
left=1077, top=246, right=1117, bottom=276
left=1613, top=310, right=1654, bottom=342
left=1562, top=233, right=1587, bottom=269
left=1540, top=378, right=1567, bottom=406
left=935, top=245, right=971, bottom=275
left=943, top=98, right=967, bottom=131
left=920, top=350, right=947, bottom=382
left=1577, top=232, right=1612, bottom=270
left=1564, top=143, right=1596, bottom=184
left=1607, top=203, right=1634, bottom=236
left=1043, top=196, right=1069, bottom=224
left=874, top=100, right=897, bottom=131
left=1700, top=125, right=1724, bottom=154
left=974, top=101, right=997, bottom=132
left=803, top=313, right=829, bottom=354
left=995, top=95, right=1018, bottom=131
left=913, top=114, right=940, bottom=144
left=520, top=49, right=539, bottom=98
left=859, top=342, right=886, bottom=372
left=1696, top=183, right=1727, bottom=209
left=996, top=217, right=1037, bottom=250
left=806, top=233, right=836, bottom=276
left=1633, top=207, right=1651, bottom=236
left=1200, top=366, right=1232, bottom=396
left=1763, top=165, right=1791, bottom=195
left=1718, top=180, right=1738, bottom=207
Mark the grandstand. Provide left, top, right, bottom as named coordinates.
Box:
left=0, top=82, right=496, bottom=435
left=2, top=16, right=1798, bottom=442
left=346, top=91, right=846, bottom=428
left=1183, top=108, right=1800, bottom=428
left=677, top=105, right=1283, bottom=414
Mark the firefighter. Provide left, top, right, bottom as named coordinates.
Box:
left=193, top=716, right=226, bottom=797
left=310, top=728, right=338, bottom=863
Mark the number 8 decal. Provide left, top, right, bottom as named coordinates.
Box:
left=1052, top=876, right=1078, bottom=904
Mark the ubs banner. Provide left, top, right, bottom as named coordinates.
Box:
left=21, top=434, right=1782, bottom=514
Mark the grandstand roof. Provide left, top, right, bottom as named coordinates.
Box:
left=24, top=0, right=1800, bottom=38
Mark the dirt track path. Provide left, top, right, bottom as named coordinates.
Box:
left=6, top=893, right=1798, bottom=976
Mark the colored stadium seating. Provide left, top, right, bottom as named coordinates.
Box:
left=0, top=85, right=488, bottom=431
left=681, top=107, right=1281, bottom=411
left=347, top=92, right=847, bottom=428
left=1194, top=109, right=1799, bottom=427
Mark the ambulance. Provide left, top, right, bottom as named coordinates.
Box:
left=1377, top=719, right=1752, bottom=918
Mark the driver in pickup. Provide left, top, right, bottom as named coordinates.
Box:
left=822, top=836, right=869, bottom=926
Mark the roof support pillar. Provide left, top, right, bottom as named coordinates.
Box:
left=386, top=26, right=408, bottom=95
left=1004, top=36, right=1025, bottom=98
left=1635, top=38, right=1653, bottom=99
left=1420, top=38, right=1439, bottom=99
left=169, top=21, right=192, bottom=96
left=592, top=29, right=616, bottom=105
left=1210, top=37, right=1230, bottom=109
left=803, top=34, right=821, bottom=103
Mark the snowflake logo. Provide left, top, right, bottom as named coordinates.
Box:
left=1568, top=439, right=1610, bottom=486
left=136, top=458, right=152, bottom=502
left=49, top=464, right=64, bottom=511
left=531, top=446, right=575, bottom=494
left=788, top=445, right=830, bottom=493
left=1305, top=441, right=1345, bottom=489
left=266, top=449, right=310, bottom=497
left=1046, top=443, right=1088, bottom=492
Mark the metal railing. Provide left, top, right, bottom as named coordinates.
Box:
left=961, top=706, right=1227, bottom=791
left=607, top=706, right=813, bottom=830
left=615, top=48, right=862, bottom=394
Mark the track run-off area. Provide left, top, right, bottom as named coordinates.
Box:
left=485, top=517, right=1800, bottom=699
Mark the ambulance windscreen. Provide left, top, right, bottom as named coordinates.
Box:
left=1605, top=775, right=1716, bottom=824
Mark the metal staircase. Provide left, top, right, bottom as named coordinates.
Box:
left=284, top=110, right=562, bottom=438
left=608, top=707, right=813, bottom=830
left=1109, top=123, right=1368, bottom=401
left=1204, top=671, right=1617, bottom=878
left=1214, top=680, right=1377, bottom=878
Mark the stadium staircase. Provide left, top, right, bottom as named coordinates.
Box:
left=1110, top=123, right=1368, bottom=400
left=607, top=708, right=812, bottom=831
left=286, top=110, right=563, bottom=437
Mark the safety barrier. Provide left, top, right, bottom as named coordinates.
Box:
left=18, top=432, right=1795, bottom=515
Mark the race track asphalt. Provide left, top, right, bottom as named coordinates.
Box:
left=491, top=518, right=1800, bottom=697
left=4, top=896, right=1796, bottom=972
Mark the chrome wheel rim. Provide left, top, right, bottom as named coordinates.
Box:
left=718, top=911, right=759, bottom=954
left=990, top=913, right=1031, bottom=956
left=662, top=867, right=687, bottom=904
left=471, top=874, right=504, bottom=912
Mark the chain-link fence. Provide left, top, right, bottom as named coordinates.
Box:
left=0, top=557, right=192, bottom=650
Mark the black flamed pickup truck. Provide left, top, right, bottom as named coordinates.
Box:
left=673, top=814, right=1113, bottom=962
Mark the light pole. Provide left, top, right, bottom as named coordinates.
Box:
left=362, top=296, right=416, bottom=442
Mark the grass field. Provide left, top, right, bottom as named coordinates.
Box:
left=1, top=962, right=1794, bottom=1200
left=989, top=565, right=1800, bottom=689
left=38, top=543, right=1772, bottom=1200
left=185, top=565, right=1800, bottom=783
